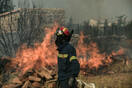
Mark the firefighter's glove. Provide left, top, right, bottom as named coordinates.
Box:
left=68, top=77, right=74, bottom=87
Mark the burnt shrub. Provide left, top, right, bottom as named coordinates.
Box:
left=0, top=57, right=11, bottom=74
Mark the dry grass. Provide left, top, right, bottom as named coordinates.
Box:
left=79, top=61, right=132, bottom=88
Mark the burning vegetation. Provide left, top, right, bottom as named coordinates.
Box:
left=1, top=23, right=131, bottom=88
left=6, top=23, right=126, bottom=75
left=0, top=1, right=132, bottom=87
left=0, top=12, right=132, bottom=87
left=10, top=23, right=59, bottom=73
left=76, top=32, right=126, bottom=70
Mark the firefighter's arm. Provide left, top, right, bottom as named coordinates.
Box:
left=68, top=47, right=80, bottom=77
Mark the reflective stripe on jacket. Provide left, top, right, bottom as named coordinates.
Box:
left=57, top=42, right=80, bottom=80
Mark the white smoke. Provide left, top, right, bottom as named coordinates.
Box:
left=13, top=0, right=132, bottom=23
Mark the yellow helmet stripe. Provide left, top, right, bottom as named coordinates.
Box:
left=62, top=28, right=67, bottom=32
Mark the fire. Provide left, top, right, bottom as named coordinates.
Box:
left=76, top=32, right=124, bottom=69
left=11, top=23, right=59, bottom=73
left=9, top=24, right=125, bottom=73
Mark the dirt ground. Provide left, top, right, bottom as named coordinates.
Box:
left=79, top=61, right=132, bottom=88
left=1, top=60, right=132, bottom=88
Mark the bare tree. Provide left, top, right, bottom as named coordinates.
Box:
left=17, top=8, right=46, bottom=47
left=0, top=1, right=46, bottom=57
left=0, top=0, right=14, bottom=14
left=0, top=0, right=65, bottom=57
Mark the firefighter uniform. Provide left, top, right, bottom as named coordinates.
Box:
left=57, top=42, right=80, bottom=88
left=55, top=26, right=80, bottom=88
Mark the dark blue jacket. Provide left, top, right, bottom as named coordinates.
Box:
left=57, top=42, right=80, bottom=80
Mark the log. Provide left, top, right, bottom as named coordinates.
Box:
left=46, top=79, right=57, bottom=83
left=27, top=69, right=33, bottom=73
left=107, top=71, right=115, bottom=74
left=47, top=82, right=55, bottom=88
left=35, top=70, right=52, bottom=80
left=41, top=86, right=45, bottom=88
left=2, top=84, right=22, bottom=88
left=42, top=66, right=52, bottom=74
left=28, top=84, right=36, bottom=88
left=41, top=70, right=52, bottom=80
left=32, top=82, right=41, bottom=87
left=35, top=70, right=45, bottom=78
left=12, top=77, right=22, bottom=84
left=29, top=76, right=41, bottom=82
left=33, top=73, right=38, bottom=77
left=20, top=77, right=28, bottom=83
left=22, top=80, right=31, bottom=88
left=2, top=66, right=58, bottom=88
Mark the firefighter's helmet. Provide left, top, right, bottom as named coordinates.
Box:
left=56, top=26, right=70, bottom=36
left=55, top=26, right=74, bottom=46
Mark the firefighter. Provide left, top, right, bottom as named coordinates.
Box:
left=55, top=26, right=80, bottom=88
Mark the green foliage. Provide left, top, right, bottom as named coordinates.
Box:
left=0, top=0, right=15, bottom=14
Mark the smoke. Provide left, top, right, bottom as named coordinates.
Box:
left=13, top=0, right=132, bottom=23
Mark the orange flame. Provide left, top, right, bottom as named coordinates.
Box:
left=11, top=23, right=59, bottom=73
left=76, top=32, right=124, bottom=69
left=10, top=25, right=125, bottom=73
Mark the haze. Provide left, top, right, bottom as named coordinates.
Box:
left=13, top=0, right=132, bottom=23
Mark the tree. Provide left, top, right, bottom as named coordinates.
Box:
left=0, top=0, right=15, bottom=14
left=125, top=20, right=132, bottom=39
left=0, top=8, right=46, bottom=57
left=0, top=0, right=64, bottom=57
left=0, top=0, right=45, bottom=57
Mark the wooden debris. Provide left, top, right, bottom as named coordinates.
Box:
left=41, top=86, right=45, bottom=88
left=41, top=70, right=52, bottom=80
left=42, top=66, right=52, bottom=74
left=22, top=80, right=31, bottom=88
left=35, top=70, right=44, bottom=78
left=20, top=77, right=28, bottom=83
left=27, top=69, right=33, bottom=73
left=12, top=77, right=22, bottom=84
left=33, top=73, right=38, bottom=77
left=2, top=84, right=22, bottom=88
left=28, top=84, right=36, bottom=88
left=107, top=71, right=115, bottom=74
left=47, top=82, right=55, bottom=88
left=35, top=68, right=52, bottom=80
left=29, top=76, right=41, bottom=82
left=32, top=82, right=41, bottom=87
left=2, top=66, right=57, bottom=88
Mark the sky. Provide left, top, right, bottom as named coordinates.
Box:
left=13, top=0, right=132, bottom=23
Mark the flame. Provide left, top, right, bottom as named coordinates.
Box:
left=9, top=25, right=125, bottom=73
left=76, top=32, right=124, bottom=69
left=11, top=23, right=59, bottom=73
